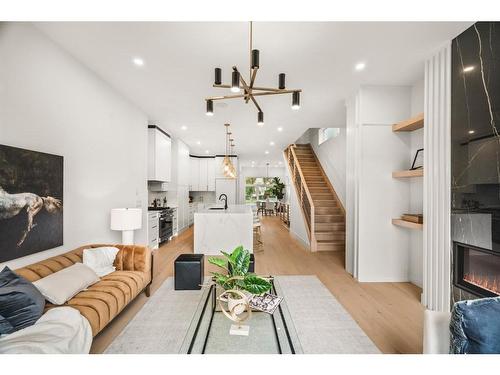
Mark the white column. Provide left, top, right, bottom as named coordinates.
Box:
left=423, top=43, right=452, bottom=312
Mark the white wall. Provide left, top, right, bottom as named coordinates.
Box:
left=347, top=86, right=414, bottom=282
left=0, top=23, right=148, bottom=269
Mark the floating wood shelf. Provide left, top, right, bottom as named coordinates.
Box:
left=392, top=219, right=423, bottom=230
left=392, top=169, right=423, bottom=178
left=392, top=113, right=424, bottom=132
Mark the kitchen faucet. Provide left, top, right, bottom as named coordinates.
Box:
left=218, top=194, right=228, bottom=210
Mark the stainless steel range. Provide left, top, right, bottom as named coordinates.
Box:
left=148, top=207, right=174, bottom=245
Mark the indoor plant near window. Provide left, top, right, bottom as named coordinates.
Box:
left=208, top=246, right=271, bottom=316
left=269, top=177, right=285, bottom=200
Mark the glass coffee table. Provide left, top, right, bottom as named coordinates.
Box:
left=179, top=278, right=303, bottom=354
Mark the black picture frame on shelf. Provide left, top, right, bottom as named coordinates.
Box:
left=410, top=148, right=424, bottom=170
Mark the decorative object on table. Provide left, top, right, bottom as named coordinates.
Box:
left=208, top=245, right=271, bottom=335
left=248, top=293, right=283, bottom=315
left=269, top=177, right=285, bottom=200
left=222, top=124, right=237, bottom=178
left=110, top=208, right=142, bottom=245
left=0, top=144, right=63, bottom=263
left=205, top=22, right=302, bottom=126
left=410, top=148, right=424, bottom=170
left=401, top=214, right=423, bottom=224
left=174, top=254, right=204, bottom=290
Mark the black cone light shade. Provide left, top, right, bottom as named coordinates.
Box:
left=231, top=70, right=240, bottom=92
left=206, top=99, right=214, bottom=116
left=214, top=68, right=222, bottom=85
left=279, top=73, right=286, bottom=90
left=257, top=111, right=264, bottom=126
left=251, top=49, right=260, bottom=69
left=292, top=91, right=300, bottom=110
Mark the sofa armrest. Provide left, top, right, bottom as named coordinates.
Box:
left=423, top=310, right=451, bottom=354
left=113, top=245, right=151, bottom=274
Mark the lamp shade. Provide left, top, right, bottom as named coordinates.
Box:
left=110, top=208, right=142, bottom=231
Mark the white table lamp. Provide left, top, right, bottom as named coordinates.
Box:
left=110, top=208, right=142, bottom=245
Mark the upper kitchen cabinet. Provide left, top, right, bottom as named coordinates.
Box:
left=189, top=156, right=217, bottom=191
left=171, top=138, right=190, bottom=186
left=148, top=125, right=171, bottom=182
left=189, top=156, right=200, bottom=191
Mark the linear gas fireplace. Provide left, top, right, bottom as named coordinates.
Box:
left=453, top=242, right=500, bottom=298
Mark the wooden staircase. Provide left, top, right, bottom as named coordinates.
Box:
left=285, top=143, right=345, bottom=252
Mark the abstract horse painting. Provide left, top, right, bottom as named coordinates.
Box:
left=0, top=144, right=63, bottom=262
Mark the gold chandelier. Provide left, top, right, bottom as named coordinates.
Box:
left=223, top=123, right=237, bottom=179
left=205, top=22, right=302, bottom=126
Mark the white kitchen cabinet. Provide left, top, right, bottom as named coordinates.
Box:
left=199, top=158, right=208, bottom=191
left=176, top=185, right=190, bottom=232
left=148, top=126, right=171, bottom=182
left=189, top=156, right=216, bottom=191
left=207, top=158, right=216, bottom=191
left=147, top=212, right=159, bottom=249
left=189, top=157, right=199, bottom=191
left=171, top=138, right=190, bottom=187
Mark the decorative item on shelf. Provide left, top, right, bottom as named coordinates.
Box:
left=401, top=214, right=423, bottom=224
left=222, top=124, right=237, bottom=179
left=410, top=148, right=424, bottom=170
left=205, top=22, right=302, bottom=126
left=208, top=245, right=272, bottom=336
left=110, top=208, right=142, bottom=244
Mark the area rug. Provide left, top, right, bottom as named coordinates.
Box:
left=104, top=275, right=379, bottom=354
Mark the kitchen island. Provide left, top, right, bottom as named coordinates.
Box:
left=194, top=204, right=253, bottom=255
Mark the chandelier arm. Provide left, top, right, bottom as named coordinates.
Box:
left=208, top=93, right=248, bottom=101
left=249, top=68, right=258, bottom=89
left=249, top=94, right=262, bottom=112
left=212, top=83, right=301, bottom=93
left=250, top=90, right=298, bottom=97
left=238, top=75, right=253, bottom=103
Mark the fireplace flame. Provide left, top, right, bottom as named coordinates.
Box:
left=464, top=272, right=500, bottom=295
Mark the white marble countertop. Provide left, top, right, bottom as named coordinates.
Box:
left=196, top=204, right=252, bottom=215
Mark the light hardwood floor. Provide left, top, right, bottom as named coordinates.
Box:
left=91, top=216, right=424, bottom=354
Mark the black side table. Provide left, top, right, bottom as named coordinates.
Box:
left=174, top=254, right=204, bottom=290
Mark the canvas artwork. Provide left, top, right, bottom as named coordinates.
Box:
left=0, top=144, right=63, bottom=263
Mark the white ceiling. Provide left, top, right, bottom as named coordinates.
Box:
left=35, top=22, right=470, bottom=165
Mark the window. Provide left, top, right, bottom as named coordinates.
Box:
left=245, top=177, right=275, bottom=203
left=318, top=128, right=340, bottom=145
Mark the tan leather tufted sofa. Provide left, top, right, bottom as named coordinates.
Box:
left=15, top=244, right=152, bottom=337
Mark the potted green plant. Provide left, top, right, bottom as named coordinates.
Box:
left=208, top=246, right=271, bottom=314
left=269, top=177, right=285, bottom=200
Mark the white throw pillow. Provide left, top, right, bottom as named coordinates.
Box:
left=33, top=263, right=100, bottom=305
left=82, top=246, right=119, bottom=277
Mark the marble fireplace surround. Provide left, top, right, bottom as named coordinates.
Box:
left=451, top=21, right=500, bottom=303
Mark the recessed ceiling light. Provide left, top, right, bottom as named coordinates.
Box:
left=278, top=161, right=282, bottom=165
left=196, top=141, right=201, bottom=145
left=355, top=62, right=366, bottom=71
left=277, top=127, right=283, bottom=132
left=205, top=150, right=210, bottom=154
left=463, top=66, right=475, bottom=73
left=181, top=126, right=187, bottom=130
left=265, top=150, right=269, bottom=155
left=270, top=141, right=275, bottom=146
left=468, top=130, right=475, bottom=134
left=132, top=57, right=144, bottom=67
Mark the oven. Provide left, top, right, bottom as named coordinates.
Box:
left=159, top=208, right=174, bottom=244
